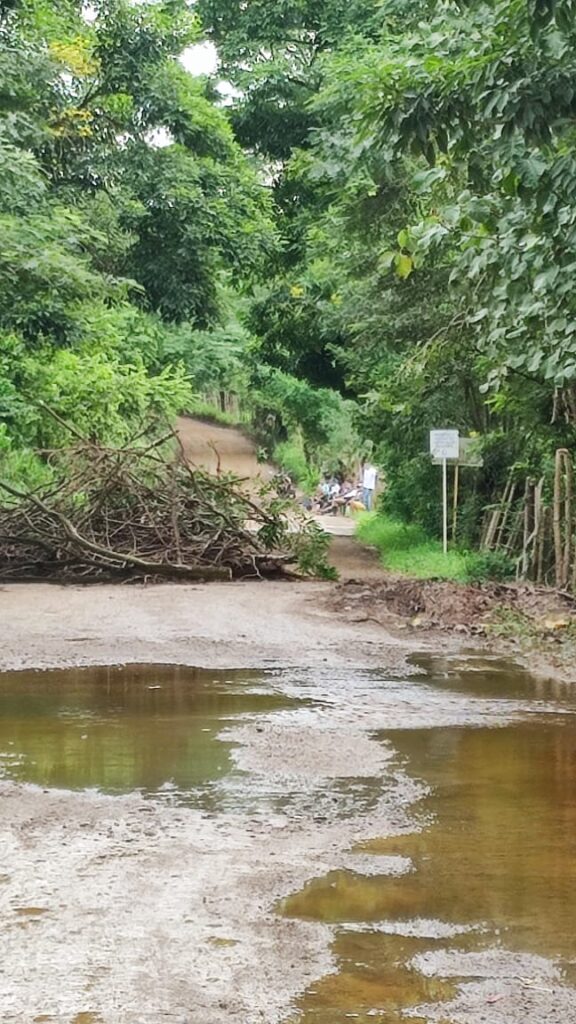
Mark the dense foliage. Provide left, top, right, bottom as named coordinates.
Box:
left=5, top=0, right=576, bottom=554
left=196, top=0, right=576, bottom=541
left=0, top=0, right=273, bottom=483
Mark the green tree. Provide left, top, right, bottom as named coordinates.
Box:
left=0, top=0, right=275, bottom=480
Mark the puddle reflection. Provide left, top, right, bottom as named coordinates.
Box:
left=0, top=664, right=296, bottom=802
left=281, top=659, right=576, bottom=1022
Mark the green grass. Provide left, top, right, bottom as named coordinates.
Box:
left=356, top=513, right=468, bottom=580
left=184, top=398, right=249, bottom=428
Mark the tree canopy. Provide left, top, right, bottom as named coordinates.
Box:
left=195, top=0, right=576, bottom=536
left=3, top=0, right=576, bottom=552
left=0, top=0, right=274, bottom=480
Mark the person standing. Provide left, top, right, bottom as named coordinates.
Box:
left=361, top=462, right=378, bottom=512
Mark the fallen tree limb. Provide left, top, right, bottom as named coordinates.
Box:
left=0, top=428, right=333, bottom=583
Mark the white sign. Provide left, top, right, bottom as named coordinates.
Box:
left=432, top=436, right=484, bottom=467
left=430, top=429, right=459, bottom=461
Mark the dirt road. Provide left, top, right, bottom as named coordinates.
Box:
left=176, top=415, right=275, bottom=481
left=177, top=415, right=384, bottom=580
left=0, top=578, right=415, bottom=672
left=1, top=589, right=575, bottom=1024
left=1, top=420, right=575, bottom=1024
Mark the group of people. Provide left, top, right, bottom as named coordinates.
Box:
left=312, top=463, right=378, bottom=516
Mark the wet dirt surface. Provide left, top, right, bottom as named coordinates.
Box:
left=0, top=644, right=575, bottom=1023
left=4, top=413, right=576, bottom=1024
left=0, top=665, right=301, bottom=802
left=281, top=693, right=576, bottom=1022
left=176, top=415, right=275, bottom=482
left=0, top=579, right=417, bottom=672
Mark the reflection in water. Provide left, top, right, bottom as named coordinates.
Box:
left=368, top=723, right=576, bottom=958
left=0, top=664, right=294, bottom=801
left=411, top=653, right=576, bottom=705
left=2, top=657, right=576, bottom=1022
left=283, top=931, right=455, bottom=1024
left=281, top=660, right=576, bottom=1023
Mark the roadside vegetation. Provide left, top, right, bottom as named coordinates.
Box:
left=356, top=514, right=516, bottom=583
left=356, top=515, right=469, bottom=581
left=3, top=0, right=576, bottom=588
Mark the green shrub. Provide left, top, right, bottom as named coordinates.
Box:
left=273, top=437, right=318, bottom=492
left=376, top=453, right=444, bottom=537
left=463, top=550, right=516, bottom=584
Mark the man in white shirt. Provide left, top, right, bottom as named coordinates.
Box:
left=361, top=463, right=378, bottom=511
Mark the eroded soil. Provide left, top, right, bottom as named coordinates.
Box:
left=327, top=568, right=576, bottom=683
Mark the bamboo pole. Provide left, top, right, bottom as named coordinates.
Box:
left=562, top=450, right=572, bottom=587
left=532, top=476, right=544, bottom=582
left=536, top=505, right=548, bottom=584
left=521, top=478, right=536, bottom=580
left=554, top=450, right=563, bottom=587
left=505, top=509, right=523, bottom=555
left=484, top=472, right=514, bottom=550
left=554, top=449, right=572, bottom=589
left=495, top=482, right=517, bottom=550
left=452, top=463, right=459, bottom=543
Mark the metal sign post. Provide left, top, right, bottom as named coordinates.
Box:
left=429, top=430, right=460, bottom=554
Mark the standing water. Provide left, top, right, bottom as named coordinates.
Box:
left=0, top=664, right=298, bottom=803
left=1, top=657, right=575, bottom=1022
left=280, top=658, right=576, bottom=1022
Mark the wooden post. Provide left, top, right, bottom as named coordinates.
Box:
left=536, top=505, right=547, bottom=584
left=562, top=450, right=572, bottom=587
left=483, top=472, right=514, bottom=550
left=553, top=448, right=573, bottom=589
left=521, top=478, right=536, bottom=580
left=442, top=457, right=448, bottom=555
left=452, top=462, right=459, bottom=543
left=495, top=481, right=517, bottom=549
left=554, top=450, right=563, bottom=587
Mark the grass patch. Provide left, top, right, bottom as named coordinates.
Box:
left=184, top=399, right=249, bottom=429
left=356, top=513, right=468, bottom=581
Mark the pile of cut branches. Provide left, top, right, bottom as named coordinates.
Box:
left=0, top=433, right=332, bottom=582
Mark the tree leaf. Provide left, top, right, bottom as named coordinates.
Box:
left=394, top=253, right=413, bottom=279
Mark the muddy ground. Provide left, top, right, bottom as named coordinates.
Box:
left=0, top=578, right=426, bottom=1024
left=325, top=559, right=576, bottom=683
left=1, top=417, right=575, bottom=1023
left=1, top=571, right=576, bottom=1024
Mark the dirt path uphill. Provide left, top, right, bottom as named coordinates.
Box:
left=176, top=415, right=275, bottom=481
left=314, top=515, right=385, bottom=580
left=176, top=417, right=387, bottom=579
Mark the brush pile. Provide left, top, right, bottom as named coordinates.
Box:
left=0, top=434, right=329, bottom=582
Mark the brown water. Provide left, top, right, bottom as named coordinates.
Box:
left=281, top=658, right=576, bottom=1023
left=0, top=664, right=295, bottom=802
left=2, top=657, right=576, bottom=1023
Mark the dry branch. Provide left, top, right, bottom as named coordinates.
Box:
left=0, top=432, right=324, bottom=583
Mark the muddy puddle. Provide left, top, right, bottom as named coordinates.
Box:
left=0, top=664, right=298, bottom=805
left=2, top=656, right=576, bottom=1024
left=280, top=657, right=576, bottom=1023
